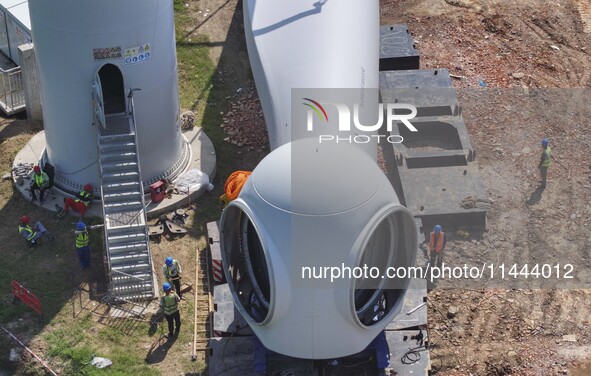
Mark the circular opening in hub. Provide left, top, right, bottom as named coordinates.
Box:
left=353, top=209, right=415, bottom=327
left=221, top=205, right=271, bottom=324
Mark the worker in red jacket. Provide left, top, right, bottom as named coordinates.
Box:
left=428, top=225, right=446, bottom=268
left=62, top=184, right=94, bottom=216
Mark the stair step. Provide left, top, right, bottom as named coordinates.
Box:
left=108, top=232, right=147, bottom=245
left=101, top=161, right=139, bottom=172
left=110, top=292, right=154, bottom=302
left=102, top=191, right=143, bottom=202
left=99, top=133, right=135, bottom=143
left=106, top=224, right=147, bottom=236
left=106, top=225, right=146, bottom=235
left=103, top=182, right=141, bottom=196
left=108, top=232, right=146, bottom=243
left=104, top=203, right=144, bottom=214
left=103, top=181, right=140, bottom=189
left=102, top=171, right=139, bottom=180
left=109, top=252, right=149, bottom=264
left=110, top=286, right=153, bottom=295
left=112, top=263, right=151, bottom=274
left=112, top=272, right=152, bottom=283
left=112, top=282, right=152, bottom=291
left=100, top=151, right=137, bottom=163
left=99, top=142, right=136, bottom=153
left=104, top=200, right=143, bottom=209
left=108, top=242, right=148, bottom=254
left=110, top=253, right=150, bottom=264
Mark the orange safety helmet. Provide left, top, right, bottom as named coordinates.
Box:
left=19, top=215, right=30, bottom=224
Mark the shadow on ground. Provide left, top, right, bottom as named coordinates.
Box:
left=526, top=185, right=545, bottom=205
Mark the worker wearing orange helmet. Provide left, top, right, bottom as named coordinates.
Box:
left=62, top=184, right=94, bottom=217
left=29, top=165, right=50, bottom=203
left=18, top=215, right=53, bottom=245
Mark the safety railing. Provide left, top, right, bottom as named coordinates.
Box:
left=108, top=269, right=152, bottom=305
left=0, top=66, right=25, bottom=114
left=127, top=91, right=154, bottom=288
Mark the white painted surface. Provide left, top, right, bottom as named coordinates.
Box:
left=28, top=0, right=182, bottom=190
left=220, top=0, right=418, bottom=359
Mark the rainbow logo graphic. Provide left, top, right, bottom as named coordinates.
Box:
left=302, top=98, right=328, bottom=122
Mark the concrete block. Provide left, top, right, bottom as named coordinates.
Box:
left=379, top=25, right=420, bottom=71
left=17, top=43, right=42, bottom=121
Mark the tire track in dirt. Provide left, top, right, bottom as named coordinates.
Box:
left=510, top=10, right=591, bottom=87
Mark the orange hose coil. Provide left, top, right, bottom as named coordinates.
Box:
left=223, top=170, right=252, bottom=202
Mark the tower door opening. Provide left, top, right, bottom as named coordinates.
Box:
left=98, top=64, right=125, bottom=114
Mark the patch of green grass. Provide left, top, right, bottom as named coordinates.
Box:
left=172, top=0, right=246, bottom=221
left=43, top=314, right=158, bottom=376
left=176, top=35, right=215, bottom=111
left=2, top=2, right=237, bottom=375
left=173, top=0, right=191, bottom=26
left=97, top=326, right=124, bottom=346
left=173, top=0, right=214, bottom=113
left=44, top=314, right=91, bottom=355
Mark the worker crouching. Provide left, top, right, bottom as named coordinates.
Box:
left=61, top=184, right=94, bottom=217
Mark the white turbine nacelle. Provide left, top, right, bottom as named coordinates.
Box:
left=220, top=0, right=418, bottom=359
left=221, top=139, right=417, bottom=359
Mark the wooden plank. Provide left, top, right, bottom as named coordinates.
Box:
left=191, top=247, right=199, bottom=361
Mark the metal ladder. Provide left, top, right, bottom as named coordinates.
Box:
left=96, top=93, right=154, bottom=303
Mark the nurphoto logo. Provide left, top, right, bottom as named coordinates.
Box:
left=302, top=98, right=418, bottom=144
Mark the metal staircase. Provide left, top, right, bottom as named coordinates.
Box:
left=95, top=90, right=154, bottom=303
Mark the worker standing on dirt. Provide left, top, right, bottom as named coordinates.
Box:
left=538, top=138, right=552, bottom=188
left=60, top=184, right=94, bottom=218
left=163, top=257, right=183, bottom=299
left=29, top=166, right=50, bottom=203
left=75, top=221, right=91, bottom=268
left=160, top=282, right=181, bottom=339
left=428, top=225, right=446, bottom=269
left=18, top=215, right=53, bottom=246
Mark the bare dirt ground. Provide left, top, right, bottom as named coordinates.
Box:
left=381, top=0, right=591, bottom=374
